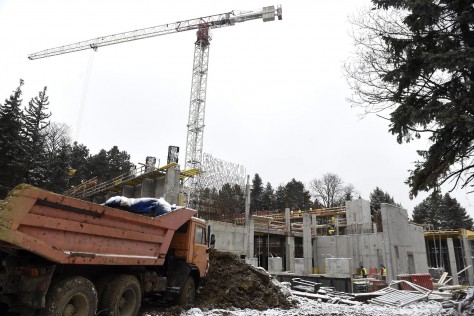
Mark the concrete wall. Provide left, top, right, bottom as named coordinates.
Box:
left=381, top=203, right=428, bottom=282
left=346, top=199, right=373, bottom=234
left=314, top=234, right=383, bottom=276
left=208, top=220, right=248, bottom=256
left=326, top=258, right=351, bottom=278
left=206, top=198, right=429, bottom=282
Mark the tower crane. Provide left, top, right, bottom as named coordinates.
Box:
left=28, top=5, right=282, bottom=203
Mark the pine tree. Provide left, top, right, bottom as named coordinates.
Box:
left=261, top=182, right=275, bottom=211
left=412, top=191, right=473, bottom=230
left=274, top=185, right=286, bottom=211
left=285, top=178, right=312, bottom=210
left=106, top=146, right=134, bottom=179
left=216, top=183, right=244, bottom=217
left=441, top=194, right=473, bottom=230
left=347, top=1, right=474, bottom=196
left=0, top=80, right=26, bottom=197
left=369, top=187, right=397, bottom=213
left=68, top=142, right=90, bottom=187
left=23, top=86, right=52, bottom=187
left=250, top=173, right=264, bottom=212
left=370, top=187, right=399, bottom=232
left=86, top=149, right=108, bottom=182
left=44, top=144, right=71, bottom=193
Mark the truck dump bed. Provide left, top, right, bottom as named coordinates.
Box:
left=0, top=184, right=197, bottom=265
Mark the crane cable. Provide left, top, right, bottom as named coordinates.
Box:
left=74, top=48, right=96, bottom=141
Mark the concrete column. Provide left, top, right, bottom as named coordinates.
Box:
left=303, top=213, right=313, bottom=275
left=163, top=166, right=180, bottom=205
left=141, top=178, right=154, bottom=197
left=285, top=208, right=290, bottom=234
left=286, top=237, right=295, bottom=272
left=247, top=219, right=254, bottom=258
left=311, top=214, right=317, bottom=237
left=122, top=185, right=135, bottom=198
left=133, top=184, right=142, bottom=198
left=447, top=238, right=459, bottom=285
left=154, top=177, right=165, bottom=198
left=462, top=236, right=474, bottom=286
left=244, top=175, right=250, bottom=225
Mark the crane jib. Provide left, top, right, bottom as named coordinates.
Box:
left=27, top=6, right=282, bottom=60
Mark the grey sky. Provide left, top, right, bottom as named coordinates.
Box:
left=1, top=0, right=472, bottom=217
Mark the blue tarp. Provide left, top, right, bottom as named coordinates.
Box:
left=104, top=196, right=174, bottom=216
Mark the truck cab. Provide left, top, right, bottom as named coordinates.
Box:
left=170, top=217, right=209, bottom=277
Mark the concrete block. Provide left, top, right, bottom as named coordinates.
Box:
left=294, top=258, right=305, bottom=275
left=268, top=257, right=283, bottom=273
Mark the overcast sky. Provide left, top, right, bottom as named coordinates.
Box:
left=1, top=0, right=472, bottom=217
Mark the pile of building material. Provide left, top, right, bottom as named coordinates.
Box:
left=289, top=278, right=460, bottom=309
left=439, top=288, right=474, bottom=315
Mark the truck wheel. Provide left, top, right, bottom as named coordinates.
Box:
left=101, top=274, right=141, bottom=316
left=41, top=276, right=97, bottom=316
left=177, top=277, right=195, bottom=307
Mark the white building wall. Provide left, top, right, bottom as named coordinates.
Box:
left=381, top=203, right=428, bottom=282
left=208, top=220, right=247, bottom=256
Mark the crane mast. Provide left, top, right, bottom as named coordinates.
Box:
left=28, top=6, right=282, bottom=205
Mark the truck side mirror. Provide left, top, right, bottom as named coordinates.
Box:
left=206, top=234, right=216, bottom=253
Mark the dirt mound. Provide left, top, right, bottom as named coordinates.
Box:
left=194, top=250, right=294, bottom=311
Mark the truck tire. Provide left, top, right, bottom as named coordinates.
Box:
left=177, top=277, right=195, bottom=307
left=41, top=276, right=97, bottom=316
left=100, top=274, right=141, bottom=316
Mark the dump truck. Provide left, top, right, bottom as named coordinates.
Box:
left=0, top=184, right=213, bottom=315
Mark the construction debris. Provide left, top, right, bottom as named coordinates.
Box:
left=291, top=278, right=454, bottom=309
left=140, top=252, right=473, bottom=315
left=439, top=288, right=474, bottom=315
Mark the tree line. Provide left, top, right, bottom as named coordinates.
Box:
left=1, top=79, right=472, bottom=230
left=0, top=80, right=134, bottom=198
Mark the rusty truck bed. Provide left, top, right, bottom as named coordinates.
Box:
left=0, top=184, right=197, bottom=265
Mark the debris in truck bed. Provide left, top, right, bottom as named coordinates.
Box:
left=193, top=250, right=295, bottom=311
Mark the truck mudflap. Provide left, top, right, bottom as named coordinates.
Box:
left=166, top=259, right=200, bottom=295
left=0, top=184, right=197, bottom=266
left=0, top=255, right=55, bottom=309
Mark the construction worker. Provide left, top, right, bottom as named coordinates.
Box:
left=380, top=264, right=387, bottom=281
left=360, top=265, right=367, bottom=278
left=298, top=209, right=302, bottom=216
left=328, top=226, right=335, bottom=235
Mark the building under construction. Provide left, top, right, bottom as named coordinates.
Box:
left=67, top=165, right=474, bottom=289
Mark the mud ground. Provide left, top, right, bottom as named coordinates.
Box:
left=140, top=250, right=294, bottom=315
left=194, top=250, right=293, bottom=310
